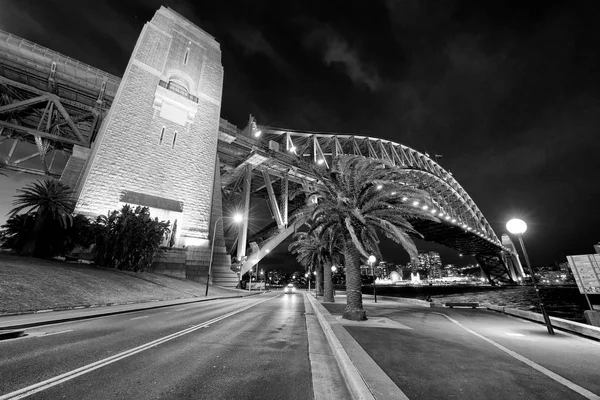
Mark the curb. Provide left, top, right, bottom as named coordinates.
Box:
left=0, top=292, right=264, bottom=330
left=306, top=294, right=410, bottom=400
left=482, top=303, right=600, bottom=341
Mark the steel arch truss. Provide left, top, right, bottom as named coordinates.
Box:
left=258, top=128, right=515, bottom=283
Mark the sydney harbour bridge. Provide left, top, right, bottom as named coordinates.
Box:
left=0, top=7, right=524, bottom=287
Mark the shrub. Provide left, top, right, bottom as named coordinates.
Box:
left=0, top=213, right=94, bottom=257
left=93, top=205, right=170, bottom=272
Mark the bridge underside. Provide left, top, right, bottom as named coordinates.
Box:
left=0, top=28, right=518, bottom=286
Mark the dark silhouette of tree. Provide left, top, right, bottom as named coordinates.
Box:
left=8, top=179, right=75, bottom=256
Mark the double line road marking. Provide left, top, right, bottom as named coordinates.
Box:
left=0, top=296, right=274, bottom=400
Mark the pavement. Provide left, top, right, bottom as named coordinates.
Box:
left=2, top=293, right=600, bottom=400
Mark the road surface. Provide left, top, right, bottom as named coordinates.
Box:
left=1, top=293, right=314, bottom=399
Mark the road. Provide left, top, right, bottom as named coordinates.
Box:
left=0, top=293, right=315, bottom=399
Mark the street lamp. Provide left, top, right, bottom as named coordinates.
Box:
left=368, top=255, right=377, bottom=303
left=206, top=213, right=243, bottom=296
left=506, top=218, right=554, bottom=335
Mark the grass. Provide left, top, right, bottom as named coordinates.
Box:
left=0, top=253, right=244, bottom=314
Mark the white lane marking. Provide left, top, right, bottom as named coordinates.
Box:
left=505, top=333, right=524, bottom=337
left=130, top=316, right=148, bottom=320
left=175, top=308, right=188, bottom=311
left=43, top=330, right=74, bottom=337
left=433, top=312, right=600, bottom=400
left=0, top=296, right=274, bottom=400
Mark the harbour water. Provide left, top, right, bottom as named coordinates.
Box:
left=362, top=285, right=597, bottom=323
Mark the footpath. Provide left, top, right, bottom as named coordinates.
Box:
left=2, top=293, right=600, bottom=400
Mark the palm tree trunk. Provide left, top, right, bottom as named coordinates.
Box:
left=19, top=212, right=44, bottom=257
left=323, top=262, right=335, bottom=302
left=316, top=264, right=324, bottom=296
left=343, top=243, right=366, bottom=321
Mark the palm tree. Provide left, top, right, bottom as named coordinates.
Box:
left=288, top=225, right=333, bottom=297
left=9, top=178, right=75, bottom=256
left=302, top=155, right=437, bottom=321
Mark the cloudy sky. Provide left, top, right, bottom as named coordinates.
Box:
left=1, top=0, right=599, bottom=269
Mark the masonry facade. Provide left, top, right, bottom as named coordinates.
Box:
left=71, top=7, right=223, bottom=248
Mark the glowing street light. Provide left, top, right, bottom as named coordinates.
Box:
left=376, top=184, right=383, bottom=190
left=206, top=213, right=243, bottom=296
left=506, top=218, right=554, bottom=335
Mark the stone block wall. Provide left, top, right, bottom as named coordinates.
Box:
left=150, top=248, right=187, bottom=279
left=72, top=7, right=224, bottom=248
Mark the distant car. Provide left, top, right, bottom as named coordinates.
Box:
left=284, top=283, right=297, bottom=294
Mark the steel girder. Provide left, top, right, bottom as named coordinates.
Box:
left=476, top=252, right=515, bottom=285
left=255, top=127, right=510, bottom=257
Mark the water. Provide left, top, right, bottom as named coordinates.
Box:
left=363, top=285, right=596, bottom=323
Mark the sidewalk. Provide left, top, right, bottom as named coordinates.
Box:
left=306, top=294, right=600, bottom=400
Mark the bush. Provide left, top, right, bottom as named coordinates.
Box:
left=93, top=205, right=170, bottom=272
left=0, top=213, right=94, bottom=257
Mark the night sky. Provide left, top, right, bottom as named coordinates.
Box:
left=1, top=0, right=599, bottom=270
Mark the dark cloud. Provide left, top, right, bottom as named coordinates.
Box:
left=302, top=24, right=382, bottom=91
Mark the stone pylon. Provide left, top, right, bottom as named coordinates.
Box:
left=65, top=7, right=224, bottom=248
left=60, top=7, right=233, bottom=284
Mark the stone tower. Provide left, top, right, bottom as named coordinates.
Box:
left=71, top=7, right=223, bottom=249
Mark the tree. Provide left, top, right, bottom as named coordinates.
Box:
left=93, top=205, right=170, bottom=272
left=0, top=213, right=93, bottom=257
left=301, top=155, right=437, bottom=321
left=288, top=225, right=336, bottom=297
left=8, top=179, right=75, bottom=256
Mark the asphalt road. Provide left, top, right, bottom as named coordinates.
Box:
left=324, top=301, right=600, bottom=400
left=0, top=293, right=313, bottom=399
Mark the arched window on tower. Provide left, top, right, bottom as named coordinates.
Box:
left=158, top=75, right=198, bottom=103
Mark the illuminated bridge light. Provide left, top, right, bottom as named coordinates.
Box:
left=317, top=159, right=324, bottom=165
left=422, top=205, right=429, bottom=210
left=451, top=219, right=457, bottom=223
left=445, top=215, right=451, bottom=220
left=431, top=209, right=436, bottom=214
left=402, top=197, right=408, bottom=201
left=391, top=192, right=396, bottom=195
left=438, top=212, right=444, bottom=217
left=413, top=201, right=419, bottom=206
left=376, top=184, right=383, bottom=190
left=289, top=146, right=296, bottom=153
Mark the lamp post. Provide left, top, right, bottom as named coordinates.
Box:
left=506, top=218, right=554, bottom=335
left=368, top=255, right=377, bottom=303
left=205, top=213, right=243, bottom=297
left=331, top=265, right=337, bottom=298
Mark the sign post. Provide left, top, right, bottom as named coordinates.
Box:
left=567, top=254, right=600, bottom=310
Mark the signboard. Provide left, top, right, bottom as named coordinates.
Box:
left=567, top=254, right=600, bottom=295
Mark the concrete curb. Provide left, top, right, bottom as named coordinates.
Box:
left=306, top=294, right=410, bottom=400
left=0, top=292, right=264, bottom=330
left=306, top=294, right=375, bottom=400
left=482, top=303, right=600, bottom=341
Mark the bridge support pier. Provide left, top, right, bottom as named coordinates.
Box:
left=476, top=252, right=516, bottom=285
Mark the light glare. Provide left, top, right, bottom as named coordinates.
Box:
left=506, top=218, right=527, bottom=235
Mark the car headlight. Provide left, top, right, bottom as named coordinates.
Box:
left=292, top=288, right=296, bottom=293
left=284, top=288, right=289, bottom=292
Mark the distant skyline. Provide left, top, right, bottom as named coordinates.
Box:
left=1, top=0, right=599, bottom=270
